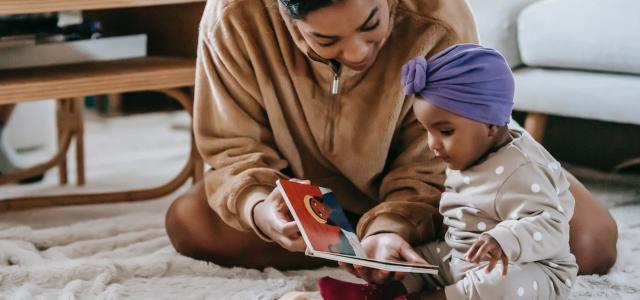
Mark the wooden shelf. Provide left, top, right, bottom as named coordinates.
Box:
left=0, top=0, right=205, bottom=15
left=0, top=57, right=195, bottom=104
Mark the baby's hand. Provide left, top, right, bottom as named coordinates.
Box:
left=464, top=235, right=508, bottom=277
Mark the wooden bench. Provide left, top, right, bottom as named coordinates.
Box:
left=0, top=1, right=205, bottom=211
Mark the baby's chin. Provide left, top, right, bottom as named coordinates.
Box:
left=441, top=159, right=459, bottom=171
left=445, top=163, right=462, bottom=171
left=443, top=160, right=472, bottom=172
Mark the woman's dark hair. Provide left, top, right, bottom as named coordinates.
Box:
left=279, top=0, right=342, bottom=20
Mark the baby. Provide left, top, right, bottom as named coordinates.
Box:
left=320, top=44, right=578, bottom=300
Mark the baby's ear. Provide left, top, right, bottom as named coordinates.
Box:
left=487, top=124, right=500, bottom=137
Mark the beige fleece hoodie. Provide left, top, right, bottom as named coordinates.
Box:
left=194, top=0, right=479, bottom=244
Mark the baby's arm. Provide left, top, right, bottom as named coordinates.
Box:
left=484, top=162, right=573, bottom=263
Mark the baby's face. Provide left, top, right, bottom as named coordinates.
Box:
left=413, top=100, right=496, bottom=170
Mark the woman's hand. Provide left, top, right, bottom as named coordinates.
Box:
left=253, top=186, right=306, bottom=252
left=338, top=233, right=427, bottom=284
left=465, top=235, right=508, bottom=276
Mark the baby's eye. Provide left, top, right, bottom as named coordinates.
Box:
left=440, top=129, right=454, bottom=136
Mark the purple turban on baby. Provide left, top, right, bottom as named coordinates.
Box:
left=401, top=44, right=515, bottom=126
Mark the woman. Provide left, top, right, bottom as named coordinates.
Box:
left=165, top=0, right=617, bottom=279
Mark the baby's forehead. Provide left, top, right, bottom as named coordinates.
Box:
left=415, top=99, right=460, bottom=122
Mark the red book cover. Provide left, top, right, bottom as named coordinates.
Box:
left=277, top=179, right=361, bottom=256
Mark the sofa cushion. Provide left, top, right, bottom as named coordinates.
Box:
left=518, top=0, right=640, bottom=75
left=467, top=0, right=539, bottom=68
left=513, top=68, right=640, bottom=125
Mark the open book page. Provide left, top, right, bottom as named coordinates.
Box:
left=312, top=251, right=438, bottom=274
left=277, top=179, right=438, bottom=274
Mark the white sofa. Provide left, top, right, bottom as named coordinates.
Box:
left=468, top=0, right=640, bottom=141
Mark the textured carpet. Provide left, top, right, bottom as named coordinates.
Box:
left=0, top=112, right=638, bottom=299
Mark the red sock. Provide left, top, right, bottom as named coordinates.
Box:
left=319, top=276, right=415, bottom=300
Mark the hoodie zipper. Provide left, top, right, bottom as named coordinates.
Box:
left=326, top=62, right=341, bottom=152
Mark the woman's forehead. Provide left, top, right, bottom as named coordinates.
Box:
left=298, top=0, right=382, bottom=36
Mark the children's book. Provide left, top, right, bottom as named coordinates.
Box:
left=276, top=179, right=438, bottom=274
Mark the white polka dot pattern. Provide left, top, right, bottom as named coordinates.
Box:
left=463, top=176, right=471, bottom=184
left=477, top=222, right=487, bottom=231
left=495, top=166, right=504, bottom=175
left=517, top=287, right=524, bottom=296
left=531, top=183, right=541, bottom=193
left=533, top=232, right=543, bottom=241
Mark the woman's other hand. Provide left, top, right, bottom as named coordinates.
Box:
left=339, top=233, right=427, bottom=284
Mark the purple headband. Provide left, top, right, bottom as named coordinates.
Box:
left=401, top=44, right=515, bottom=126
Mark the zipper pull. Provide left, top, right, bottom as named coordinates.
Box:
left=332, top=73, right=340, bottom=95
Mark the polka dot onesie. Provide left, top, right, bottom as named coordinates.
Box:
left=404, top=129, right=578, bottom=300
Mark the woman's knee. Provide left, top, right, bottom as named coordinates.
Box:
left=165, top=191, right=212, bottom=258
left=164, top=185, right=256, bottom=264
left=571, top=219, right=618, bottom=275
left=566, top=172, right=618, bottom=275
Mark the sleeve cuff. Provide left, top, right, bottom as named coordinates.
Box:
left=485, top=225, right=521, bottom=261
left=238, top=185, right=274, bottom=242
left=360, top=213, right=417, bottom=243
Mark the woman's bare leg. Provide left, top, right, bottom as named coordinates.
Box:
left=567, top=171, right=618, bottom=275
left=165, top=180, right=332, bottom=270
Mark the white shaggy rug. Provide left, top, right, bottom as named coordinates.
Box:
left=1, top=112, right=639, bottom=299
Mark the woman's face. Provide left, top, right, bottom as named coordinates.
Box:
left=295, top=0, right=390, bottom=71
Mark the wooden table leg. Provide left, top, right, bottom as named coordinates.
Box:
left=73, top=97, right=86, bottom=186
left=57, top=99, right=70, bottom=185
left=524, top=112, right=549, bottom=143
